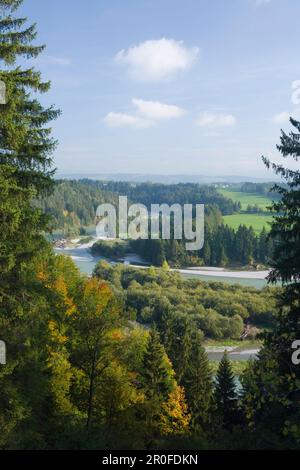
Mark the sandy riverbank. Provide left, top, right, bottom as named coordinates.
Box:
left=55, top=238, right=270, bottom=281
left=176, top=268, right=270, bottom=280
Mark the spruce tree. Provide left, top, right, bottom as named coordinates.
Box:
left=159, top=311, right=194, bottom=383
left=0, top=0, right=60, bottom=446
left=215, top=351, right=238, bottom=430
left=0, top=0, right=59, bottom=187
left=0, top=0, right=60, bottom=298
left=182, top=331, right=215, bottom=434
left=142, top=327, right=173, bottom=401
left=243, top=118, right=300, bottom=447
left=140, top=327, right=174, bottom=445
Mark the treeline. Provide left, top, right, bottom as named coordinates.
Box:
left=93, top=180, right=241, bottom=215
left=131, top=225, right=274, bottom=267
left=36, top=179, right=240, bottom=236
left=240, top=182, right=279, bottom=196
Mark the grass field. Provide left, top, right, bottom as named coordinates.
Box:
left=218, top=188, right=273, bottom=211
left=223, top=213, right=273, bottom=233
left=218, top=188, right=274, bottom=233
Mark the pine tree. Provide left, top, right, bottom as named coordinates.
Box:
left=0, top=0, right=60, bottom=294
left=215, top=351, right=238, bottom=430
left=164, top=314, right=193, bottom=384
left=159, top=310, right=176, bottom=358
left=0, top=0, right=60, bottom=446
left=0, top=1, right=59, bottom=187
left=182, top=331, right=215, bottom=434
left=142, top=328, right=173, bottom=402
left=140, top=328, right=174, bottom=444
left=263, top=118, right=300, bottom=295
left=243, top=117, right=300, bottom=447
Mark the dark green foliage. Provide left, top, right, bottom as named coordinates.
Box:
left=93, top=180, right=240, bottom=215
left=141, top=328, right=173, bottom=401
left=215, top=352, right=239, bottom=430
left=264, top=118, right=300, bottom=290
left=0, top=0, right=60, bottom=447
left=35, top=179, right=119, bottom=236
left=0, top=0, right=60, bottom=292
left=182, top=331, right=215, bottom=433
left=242, top=118, right=300, bottom=448
left=91, top=240, right=127, bottom=259
left=160, top=311, right=194, bottom=382
left=132, top=220, right=274, bottom=268
left=240, top=181, right=281, bottom=198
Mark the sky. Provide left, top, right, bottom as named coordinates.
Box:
left=18, top=0, right=300, bottom=177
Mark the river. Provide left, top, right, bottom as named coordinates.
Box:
left=55, top=243, right=269, bottom=289
left=205, top=347, right=259, bottom=362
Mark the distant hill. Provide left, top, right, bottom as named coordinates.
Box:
left=56, top=172, right=278, bottom=185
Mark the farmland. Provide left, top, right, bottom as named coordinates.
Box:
left=217, top=187, right=274, bottom=233
left=223, top=213, right=273, bottom=233
left=218, top=188, right=273, bottom=211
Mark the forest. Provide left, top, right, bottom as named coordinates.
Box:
left=41, top=178, right=274, bottom=268
left=129, top=224, right=273, bottom=267
left=0, top=0, right=300, bottom=452
left=37, top=178, right=239, bottom=232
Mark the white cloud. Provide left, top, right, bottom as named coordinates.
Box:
left=105, top=98, right=186, bottom=129
left=132, top=98, right=186, bottom=120
left=115, top=38, right=199, bottom=81
left=104, top=112, right=153, bottom=129
left=272, top=111, right=290, bottom=124
left=195, top=112, right=237, bottom=129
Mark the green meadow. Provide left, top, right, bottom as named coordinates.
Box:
left=217, top=188, right=274, bottom=233
left=223, top=213, right=273, bottom=233
left=218, top=188, right=273, bottom=211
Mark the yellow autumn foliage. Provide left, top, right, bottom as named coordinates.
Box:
left=159, top=385, right=191, bottom=436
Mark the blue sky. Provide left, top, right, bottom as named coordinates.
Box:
left=19, top=0, right=300, bottom=176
